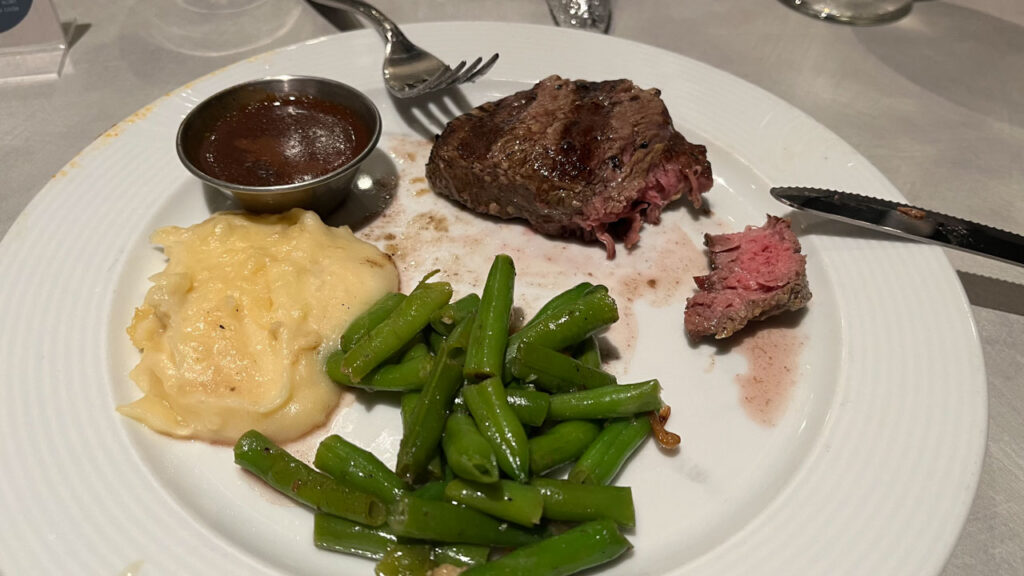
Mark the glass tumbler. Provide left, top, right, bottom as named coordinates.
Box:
left=779, top=0, right=913, bottom=25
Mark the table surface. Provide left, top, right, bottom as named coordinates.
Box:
left=2, top=1, right=1021, bottom=574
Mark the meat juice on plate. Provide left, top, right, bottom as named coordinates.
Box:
left=735, top=326, right=805, bottom=426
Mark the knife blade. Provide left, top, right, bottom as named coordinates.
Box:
left=770, top=186, right=1024, bottom=267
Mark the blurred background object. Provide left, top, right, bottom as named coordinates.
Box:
left=778, top=0, right=913, bottom=25
left=546, top=0, right=611, bottom=32
left=141, top=0, right=302, bottom=56
left=0, top=0, right=69, bottom=80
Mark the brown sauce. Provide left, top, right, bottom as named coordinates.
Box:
left=196, top=93, right=370, bottom=187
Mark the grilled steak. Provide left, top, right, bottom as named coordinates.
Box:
left=684, top=216, right=811, bottom=339
left=425, top=75, right=713, bottom=258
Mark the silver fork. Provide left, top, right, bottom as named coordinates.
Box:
left=309, top=0, right=499, bottom=98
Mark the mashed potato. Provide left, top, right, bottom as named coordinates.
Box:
left=118, top=209, right=398, bottom=443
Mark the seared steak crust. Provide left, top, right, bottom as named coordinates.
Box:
left=425, top=75, right=713, bottom=257
left=685, top=216, right=811, bottom=339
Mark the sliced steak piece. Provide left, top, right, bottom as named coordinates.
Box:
left=425, top=75, right=713, bottom=258
left=684, top=216, right=811, bottom=339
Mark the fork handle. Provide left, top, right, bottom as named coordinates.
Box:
left=308, top=0, right=409, bottom=45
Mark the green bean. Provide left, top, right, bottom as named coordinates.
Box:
left=528, top=420, right=601, bottom=475
left=444, top=478, right=544, bottom=527
left=313, top=513, right=398, bottom=560
left=426, top=329, right=447, bottom=355
left=392, top=331, right=429, bottom=361
left=340, top=292, right=407, bottom=352
left=572, top=335, right=602, bottom=369
left=425, top=448, right=446, bottom=483
left=375, top=543, right=435, bottom=576
left=443, top=411, right=500, bottom=484
left=464, top=254, right=516, bottom=381
left=400, top=391, right=420, bottom=429
left=509, top=342, right=616, bottom=392
left=451, top=391, right=467, bottom=411
left=433, top=544, right=490, bottom=568
left=522, top=282, right=594, bottom=330
left=366, top=354, right=435, bottom=392
left=530, top=477, right=636, bottom=527
left=424, top=446, right=450, bottom=483
left=325, top=348, right=352, bottom=385
left=314, top=435, right=405, bottom=505
left=400, top=392, right=445, bottom=483
left=569, top=417, right=651, bottom=485
left=400, top=341, right=432, bottom=362
left=233, top=430, right=385, bottom=526
left=387, top=495, right=542, bottom=547
left=504, top=385, right=550, bottom=427
left=328, top=338, right=433, bottom=388
left=396, top=316, right=473, bottom=484
left=327, top=351, right=433, bottom=391
left=411, top=480, right=450, bottom=502
left=547, top=380, right=662, bottom=421
left=462, top=377, right=530, bottom=483
left=337, top=280, right=453, bottom=383
left=461, top=519, right=631, bottom=576
left=504, top=285, right=618, bottom=380
left=430, top=293, right=481, bottom=336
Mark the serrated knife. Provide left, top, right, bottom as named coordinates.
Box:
left=770, top=187, right=1024, bottom=267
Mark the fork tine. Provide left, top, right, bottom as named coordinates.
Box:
left=408, top=61, right=464, bottom=97
left=400, top=51, right=498, bottom=97
left=460, top=54, right=499, bottom=85
left=403, top=71, right=449, bottom=98
left=452, top=57, right=483, bottom=85
left=437, top=60, right=469, bottom=89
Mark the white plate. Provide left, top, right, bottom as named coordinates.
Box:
left=0, top=23, right=986, bottom=575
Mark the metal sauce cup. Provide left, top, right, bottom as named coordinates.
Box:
left=176, top=75, right=382, bottom=214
